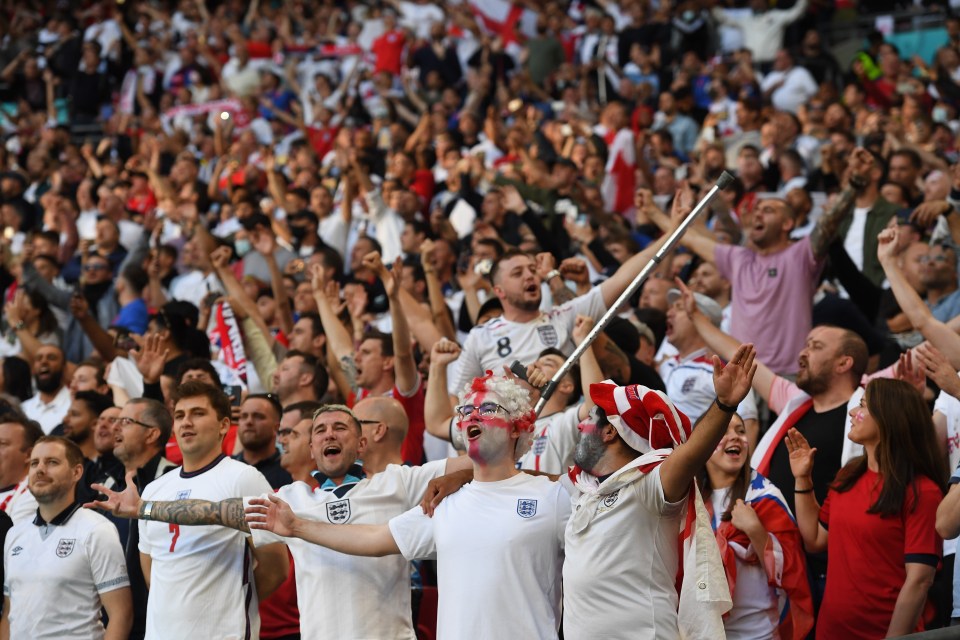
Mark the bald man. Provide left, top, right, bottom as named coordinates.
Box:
left=353, top=397, right=411, bottom=475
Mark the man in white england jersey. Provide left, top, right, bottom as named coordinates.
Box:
left=452, top=229, right=673, bottom=393
left=659, top=287, right=759, bottom=443
left=90, top=397, right=472, bottom=640
left=3, top=436, right=132, bottom=640
left=92, top=381, right=288, bottom=640
left=0, top=416, right=44, bottom=523
left=245, top=373, right=570, bottom=640
left=562, top=343, right=757, bottom=639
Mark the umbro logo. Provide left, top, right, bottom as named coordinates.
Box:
left=10, top=545, right=22, bottom=556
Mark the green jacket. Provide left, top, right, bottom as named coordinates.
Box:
left=836, top=196, right=898, bottom=287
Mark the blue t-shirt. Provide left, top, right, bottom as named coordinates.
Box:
left=113, top=298, right=149, bottom=335
left=932, top=289, right=960, bottom=325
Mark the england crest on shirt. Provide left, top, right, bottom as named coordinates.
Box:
left=56, top=538, right=76, bottom=558
left=537, top=325, right=559, bottom=347
left=326, top=499, right=351, bottom=524
left=517, top=499, right=538, bottom=518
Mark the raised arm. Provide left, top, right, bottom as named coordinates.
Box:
left=310, top=264, right=354, bottom=364
left=785, top=428, right=829, bottom=553
left=252, top=230, right=294, bottom=338
left=425, top=338, right=460, bottom=442
left=368, top=253, right=418, bottom=395
left=659, top=344, right=757, bottom=503
left=937, top=481, right=960, bottom=539
left=246, top=493, right=400, bottom=556
left=676, top=278, right=777, bottom=402
left=878, top=227, right=960, bottom=368
left=809, top=148, right=873, bottom=260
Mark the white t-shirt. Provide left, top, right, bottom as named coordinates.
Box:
left=246, top=461, right=447, bottom=640
left=708, top=488, right=779, bottom=640
left=4, top=505, right=129, bottom=640
left=935, top=388, right=960, bottom=556
left=21, top=386, right=72, bottom=435
left=138, top=456, right=274, bottom=640
left=658, top=348, right=758, bottom=423
left=0, top=482, right=37, bottom=524
left=517, top=404, right=583, bottom=475
left=562, top=465, right=685, bottom=640
left=454, top=287, right=607, bottom=393
left=842, top=206, right=871, bottom=272
left=389, top=473, right=570, bottom=640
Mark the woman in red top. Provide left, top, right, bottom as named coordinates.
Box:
left=787, top=378, right=947, bottom=639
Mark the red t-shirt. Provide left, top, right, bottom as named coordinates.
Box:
left=371, top=29, right=406, bottom=75
left=348, top=378, right=426, bottom=465
left=817, top=470, right=942, bottom=639
left=259, top=546, right=299, bottom=638
left=306, top=125, right=339, bottom=159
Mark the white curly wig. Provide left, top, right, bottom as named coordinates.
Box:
left=458, top=371, right=537, bottom=460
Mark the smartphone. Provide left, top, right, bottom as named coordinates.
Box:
left=226, top=385, right=243, bottom=407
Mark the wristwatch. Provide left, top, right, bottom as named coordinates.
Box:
left=141, top=501, right=153, bottom=521
left=544, top=269, right=561, bottom=281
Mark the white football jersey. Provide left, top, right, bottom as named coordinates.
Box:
left=517, top=404, right=583, bottom=475
left=562, top=465, right=685, bottom=640
left=659, top=348, right=758, bottom=423
left=139, top=456, right=273, bottom=640
left=4, top=505, right=129, bottom=640
left=389, top=473, right=570, bottom=640
left=246, top=460, right=447, bottom=640
left=453, top=288, right=606, bottom=394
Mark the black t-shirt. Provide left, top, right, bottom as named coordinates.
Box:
left=0, top=508, right=10, bottom=605
left=767, top=403, right=847, bottom=512
left=766, top=403, right=848, bottom=575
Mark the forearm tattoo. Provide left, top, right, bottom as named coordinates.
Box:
left=140, top=497, right=250, bottom=533
left=809, top=187, right=856, bottom=258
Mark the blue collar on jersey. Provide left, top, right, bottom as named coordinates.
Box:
left=312, top=463, right=366, bottom=498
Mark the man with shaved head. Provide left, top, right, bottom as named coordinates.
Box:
left=353, top=397, right=410, bottom=474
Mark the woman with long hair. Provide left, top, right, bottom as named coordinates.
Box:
left=699, top=413, right=813, bottom=640
left=787, top=378, right=947, bottom=639
left=1, top=288, right=60, bottom=361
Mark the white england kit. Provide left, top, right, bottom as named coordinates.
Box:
left=138, top=455, right=273, bottom=640
left=659, top=348, right=758, bottom=423
left=0, top=482, right=38, bottom=524
left=562, top=464, right=685, bottom=640
left=4, top=504, right=129, bottom=640
left=246, top=460, right=447, bottom=640
left=453, top=288, right=606, bottom=392
left=517, top=404, right=582, bottom=475
left=389, top=473, right=570, bottom=640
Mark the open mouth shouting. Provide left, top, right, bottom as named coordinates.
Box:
left=322, top=443, right=342, bottom=459
left=465, top=424, right=483, bottom=441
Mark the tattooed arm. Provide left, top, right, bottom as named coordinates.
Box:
left=808, top=188, right=856, bottom=260
left=87, top=477, right=251, bottom=532
left=139, top=498, right=251, bottom=532
left=809, top=147, right=875, bottom=260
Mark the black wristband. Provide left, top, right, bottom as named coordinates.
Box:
left=950, top=188, right=960, bottom=202
left=794, top=488, right=814, bottom=494
left=715, top=398, right=738, bottom=413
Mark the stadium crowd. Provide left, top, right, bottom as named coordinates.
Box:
left=1, top=0, right=960, bottom=638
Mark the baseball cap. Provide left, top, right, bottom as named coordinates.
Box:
left=666, top=289, right=723, bottom=327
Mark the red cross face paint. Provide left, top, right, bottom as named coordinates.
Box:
left=457, top=390, right=516, bottom=466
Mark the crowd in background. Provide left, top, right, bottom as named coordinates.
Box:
left=2, top=0, right=960, bottom=638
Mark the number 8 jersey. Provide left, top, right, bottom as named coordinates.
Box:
left=453, top=288, right=606, bottom=393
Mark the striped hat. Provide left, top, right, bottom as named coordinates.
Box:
left=588, top=381, right=692, bottom=454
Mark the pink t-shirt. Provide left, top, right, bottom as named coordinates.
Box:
left=714, top=236, right=824, bottom=375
